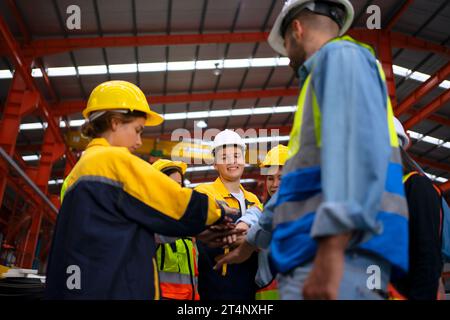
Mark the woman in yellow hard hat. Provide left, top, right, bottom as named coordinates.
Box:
left=45, top=81, right=232, bottom=300
left=259, top=144, right=288, bottom=201
left=152, top=159, right=187, bottom=186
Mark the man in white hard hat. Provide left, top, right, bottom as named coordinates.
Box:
left=194, top=130, right=263, bottom=300
left=241, top=0, right=409, bottom=300
left=214, top=144, right=290, bottom=300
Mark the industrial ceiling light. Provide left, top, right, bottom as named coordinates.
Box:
left=196, top=120, right=208, bottom=128
left=213, top=62, right=222, bottom=76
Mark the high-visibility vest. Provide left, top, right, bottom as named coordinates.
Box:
left=271, top=36, right=409, bottom=276
left=156, top=238, right=199, bottom=300
left=255, top=280, right=279, bottom=300
left=394, top=171, right=446, bottom=301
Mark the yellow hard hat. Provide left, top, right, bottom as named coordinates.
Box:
left=152, top=159, right=187, bottom=175
left=83, top=80, right=164, bottom=126
left=260, top=144, right=289, bottom=167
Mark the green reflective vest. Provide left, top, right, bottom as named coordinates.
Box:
left=156, top=238, right=198, bottom=300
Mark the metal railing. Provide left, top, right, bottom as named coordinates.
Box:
left=0, top=147, right=58, bottom=214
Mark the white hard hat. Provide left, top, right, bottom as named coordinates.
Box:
left=268, top=0, right=355, bottom=56
left=212, top=130, right=246, bottom=154
left=393, top=117, right=410, bottom=149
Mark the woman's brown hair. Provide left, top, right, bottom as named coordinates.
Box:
left=81, top=110, right=146, bottom=139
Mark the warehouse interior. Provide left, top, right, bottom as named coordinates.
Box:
left=0, top=0, right=449, bottom=298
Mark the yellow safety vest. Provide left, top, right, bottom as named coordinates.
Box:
left=156, top=238, right=199, bottom=300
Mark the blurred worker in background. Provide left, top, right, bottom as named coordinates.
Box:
left=152, top=159, right=200, bottom=300
left=194, top=129, right=262, bottom=300
left=390, top=118, right=444, bottom=300
left=45, top=80, right=240, bottom=300
left=260, top=145, right=288, bottom=203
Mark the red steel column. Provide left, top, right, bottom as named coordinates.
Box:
left=377, top=31, right=398, bottom=108
left=0, top=73, right=39, bottom=206
left=19, top=126, right=64, bottom=268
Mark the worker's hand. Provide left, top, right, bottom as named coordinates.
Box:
left=302, top=234, right=351, bottom=300
left=217, top=201, right=240, bottom=219
left=217, top=222, right=249, bottom=248
left=229, top=222, right=249, bottom=248
left=213, top=240, right=256, bottom=271
left=211, top=218, right=235, bottom=231
left=196, top=227, right=247, bottom=248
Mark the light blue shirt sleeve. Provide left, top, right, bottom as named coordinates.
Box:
left=236, top=206, right=261, bottom=227
left=246, top=193, right=277, bottom=249
left=308, top=41, right=391, bottom=242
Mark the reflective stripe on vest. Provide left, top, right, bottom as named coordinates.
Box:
left=159, top=282, right=200, bottom=300
left=159, top=270, right=194, bottom=285
left=271, top=36, right=409, bottom=275
left=403, top=171, right=419, bottom=184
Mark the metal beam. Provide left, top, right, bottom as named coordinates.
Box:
left=5, top=0, right=30, bottom=43
left=7, top=0, right=59, bottom=103
left=404, top=89, right=450, bottom=129
left=412, top=156, right=450, bottom=194
left=50, top=86, right=450, bottom=131
left=385, top=0, right=414, bottom=31
left=0, top=164, right=37, bottom=214
left=20, top=125, right=66, bottom=263
left=0, top=15, right=76, bottom=166
left=121, top=124, right=293, bottom=142
left=395, top=61, right=450, bottom=116
left=0, top=30, right=449, bottom=58
left=0, top=148, right=58, bottom=215
left=407, top=110, right=450, bottom=127
left=440, top=181, right=450, bottom=193
left=16, top=125, right=293, bottom=156
left=412, top=155, right=450, bottom=173
left=52, top=88, right=299, bottom=116
left=349, top=30, right=450, bottom=56
left=0, top=74, right=39, bottom=205
left=377, top=31, right=398, bottom=106
left=5, top=32, right=268, bottom=57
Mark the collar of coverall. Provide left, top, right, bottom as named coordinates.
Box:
left=86, top=138, right=133, bottom=154
left=297, top=49, right=318, bottom=85
left=86, top=137, right=111, bottom=149
left=213, top=177, right=248, bottom=199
